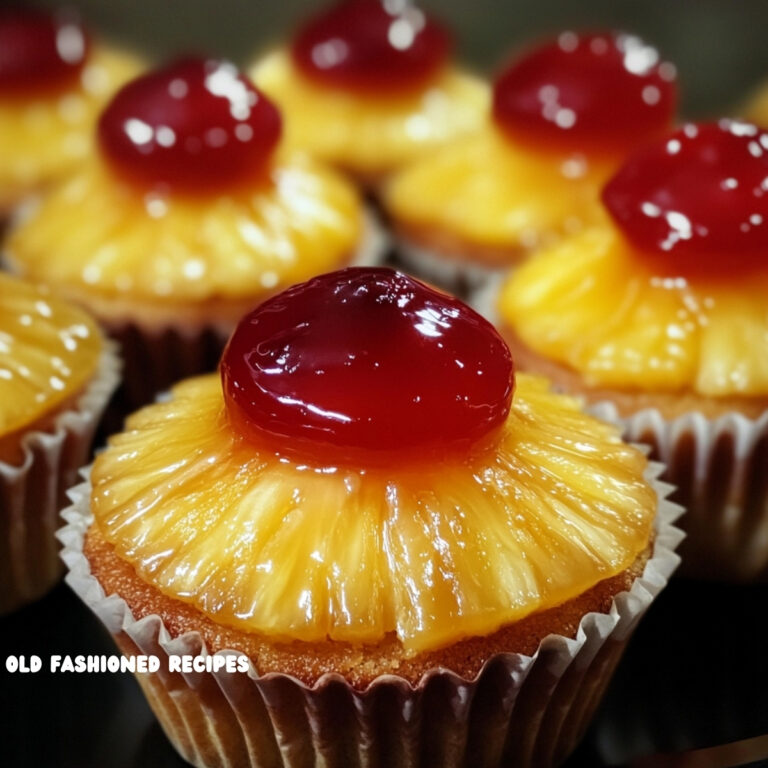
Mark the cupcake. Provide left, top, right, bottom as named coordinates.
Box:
left=60, top=268, right=681, bottom=768
left=249, top=0, right=488, bottom=185
left=494, top=119, right=768, bottom=581
left=5, top=56, right=377, bottom=413
left=0, top=7, right=142, bottom=220
left=383, top=30, right=678, bottom=289
left=0, top=272, right=118, bottom=613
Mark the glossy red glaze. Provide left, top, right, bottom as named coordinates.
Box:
left=98, top=57, right=282, bottom=192
left=221, top=267, right=514, bottom=465
left=0, top=8, right=90, bottom=95
left=493, top=31, right=677, bottom=153
left=603, top=121, right=768, bottom=275
left=291, top=0, right=450, bottom=94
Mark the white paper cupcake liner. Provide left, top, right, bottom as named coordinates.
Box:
left=467, top=272, right=507, bottom=323
left=0, top=341, right=120, bottom=613
left=354, top=206, right=391, bottom=270
left=591, top=402, right=768, bottom=582
left=58, top=462, right=682, bottom=768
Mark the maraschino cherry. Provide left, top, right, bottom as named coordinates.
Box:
left=493, top=31, right=677, bottom=153
left=221, top=267, right=514, bottom=466
left=291, top=0, right=450, bottom=93
left=603, top=120, right=768, bottom=276
left=0, top=8, right=90, bottom=95
left=98, top=57, right=282, bottom=192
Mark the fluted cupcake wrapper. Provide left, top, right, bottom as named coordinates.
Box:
left=591, top=402, right=768, bottom=582
left=58, top=462, right=682, bottom=768
left=0, top=343, right=120, bottom=614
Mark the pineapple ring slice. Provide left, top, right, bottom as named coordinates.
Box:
left=499, top=225, right=768, bottom=397
left=383, top=125, right=614, bottom=260
left=6, top=151, right=363, bottom=305
left=250, top=50, right=489, bottom=177
left=0, top=273, right=102, bottom=439
left=91, top=372, right=655, bottom=654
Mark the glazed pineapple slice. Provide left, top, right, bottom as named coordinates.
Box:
left=385, top=128, right=611, bottom=257
left=696, top=291, right=768, bottom=396
left=500, top=222, right=768, bottom=398
left=91, top=373, right=654, bottom=654
left=500, top=227, right=703, bottom=390
left=0, top=273, right=102, bottom=453
left=6, top=152, right=363, bottom=307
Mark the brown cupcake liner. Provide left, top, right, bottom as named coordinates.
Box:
left=0, top=343, right=120, bottom=613
left=59, top=463, right=682, bottom=768
left=98, top=321, right=231, bottom=432
left=591, top=402, right=768, bottom=582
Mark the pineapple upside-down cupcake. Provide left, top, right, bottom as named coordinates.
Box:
left=0, top=272, right=118, bottom=613
left=249, top=0, right=488, bottom=185
left=5, top=56, right=378, bottom=413
left=0, top=7, right=141, bottom=219
left=494, top=119, right=768, bottom=581
left=60, top=267, right=681, bottom=768
left=383, top=30, right=678, bottom=289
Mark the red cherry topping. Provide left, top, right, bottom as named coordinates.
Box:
left=291, top=0, right=450, bottom=94
left=98, top=57, right=282, bottom=192
left=0, top=8, right=90, bottom=95
left=221, top=267, right=514, bottom=466
left=493, top=31, right=677, bottom=153
left=603, top=121, right=768, bottom=276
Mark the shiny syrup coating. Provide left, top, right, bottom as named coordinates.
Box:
left=603, top=121, right=768, bottom=275
left=98, top=57, right=282, bottom=192
left=493, top=31, right=677, bottom=152
left=221, top=268, right=514, bottom=465
left=291, top=0, right=450, bottom=93
left=0, top=8, right=90, bottom=95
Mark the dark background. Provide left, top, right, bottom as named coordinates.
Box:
left=21, top=0, right=768, bottom=118
left=3, top=1, right=768, bottom=766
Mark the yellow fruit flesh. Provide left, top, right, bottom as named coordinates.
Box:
left=384, top=126, right=615, bottom=258
left=498, top=225, right=768, bottom=397
left=91, top=373, right=655, bottom=654
left=0, top=46, right=142, bottom=207
left=6, top=151, right=363, bottom=305
left=743, top=84, right=768, bottom=128
left=0, top=273, right=102, bottom=436
left=250, top=50, right=489, bottom=176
